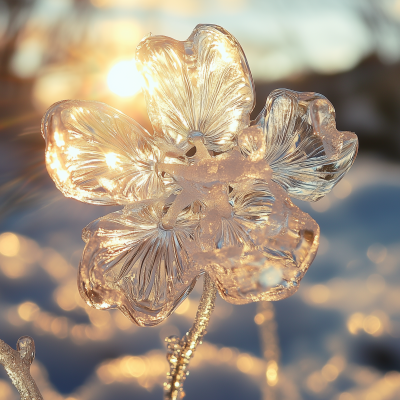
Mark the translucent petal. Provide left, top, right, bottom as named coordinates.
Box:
left=136, top=24, right=255, bottom=153
left=239, top=89, right=358, bottom=201
left=42, top=100, right=174, bottom=205
left=202, top=181, right=319, bottom=303
left=79, top=203, right=202, bottom=326
left=216, top=181, right=276, bottom=249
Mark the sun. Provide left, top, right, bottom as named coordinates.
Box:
left=107, top=60, right=142, bottom=97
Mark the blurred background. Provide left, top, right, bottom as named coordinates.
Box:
left=0, top=0, right=400, bottom=399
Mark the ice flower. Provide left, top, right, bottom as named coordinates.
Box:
left=41, top=24, right=358, bottom=326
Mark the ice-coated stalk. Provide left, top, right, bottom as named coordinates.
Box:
left=164, top=273, right=217, bottom=400
left=0, top=336, right=43, bottom=400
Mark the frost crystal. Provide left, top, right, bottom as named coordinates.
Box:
left=41, top=24, right=358, bottom=326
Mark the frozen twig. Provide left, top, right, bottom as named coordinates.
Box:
left=164, top=273, right=217, bottom=400
left=0, top=336, right=43, bottom=400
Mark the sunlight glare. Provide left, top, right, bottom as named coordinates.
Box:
left=107, top=60, right=142, bottom=97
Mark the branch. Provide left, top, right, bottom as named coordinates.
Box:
left=0, top=336, right=43, bottom=400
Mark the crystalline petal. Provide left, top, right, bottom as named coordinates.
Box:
left=239, top=89, right=358, bottom=201
left=215, top=181, right=276, bottom=249
left=203, top=181, right=319, bottom=303
left=41, top=100, right=176, bottom=205
left=136, top=24, right=255, bottom=153
left=79, top=203, right=202, bottom=326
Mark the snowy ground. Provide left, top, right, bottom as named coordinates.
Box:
left=0, top=155, right=400, bottom=400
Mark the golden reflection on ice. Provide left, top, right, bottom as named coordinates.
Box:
left=99, top=177, right=116, bottom=191
left=49, top=155, right=60, bottom=170
left=56, top=168, right=68, bottom=182
left=215, top=42, right=233, bottom=62
left=66, top=146, right=81, bottom=160
left=53, top=131, right=65, bottom=147
left=143, top=71, right=158, bottom=95
left=105, top=152, right=119, bottom=169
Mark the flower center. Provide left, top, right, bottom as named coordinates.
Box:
left=157, top=130, right=273, bottom=249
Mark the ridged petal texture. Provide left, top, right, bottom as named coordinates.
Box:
left=136, top=24, right=255, bottom=153
left=79, top=180, right=319, bottom=324
left=79, top=203, right=201, bottom=327
left=198, top=181, right=319, bottom=304
left=42, top=100, right=178, bottom=205
left=239, top=89, right=358, bottom=201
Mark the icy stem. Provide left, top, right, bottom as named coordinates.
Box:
left=164, top=273, right=217, bottom=400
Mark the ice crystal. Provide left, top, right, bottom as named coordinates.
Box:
left=41, top=24, right=358, bottom=327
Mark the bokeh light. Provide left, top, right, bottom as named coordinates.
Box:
left=0, top=232, right=20, bottom=257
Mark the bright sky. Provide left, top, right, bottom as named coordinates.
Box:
left=4, top=0, right=400, bottom=95
left=86, top=0, right=400, bottom=80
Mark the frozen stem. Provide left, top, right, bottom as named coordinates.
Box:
left=164, top=273, right=217, bottom=400
left=0, top=336, right=43, bottom=400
